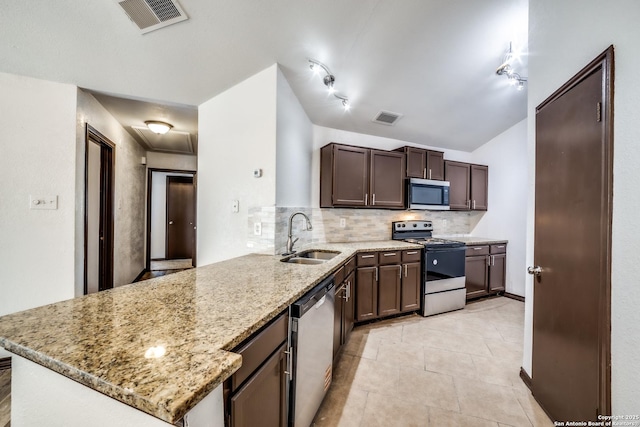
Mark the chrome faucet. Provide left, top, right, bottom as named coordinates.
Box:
left=284, top=212, right=313, bottom=255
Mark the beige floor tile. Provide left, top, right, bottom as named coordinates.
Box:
left=454, top=376, right=532, bottom=426
left=483, top=337, right=523, bottom=364
left=377, top=341, right=425, bottom=370
left=418, top=329, right=494, bottom=357
left=424, top=347, right=477, bottom=380
left=396, top=367, right=460, bottom=412
left=313, top=385, right=368, bottom=427
left=495, top=324, right=525, bottom=344
left=516, top=391, right=555, bottom=427
left=428, top=407, right=500, bottom=427
left=350, top=357, right=400, bottom=394
left=471, top=355, right=517, bottom=387
left=365, top=323, right=404, bottom=343
left=331, top=353, right=357, bottom=390
left=342, top=329, right=380, bottom=360
left=361, top=391, right=430, bottom=427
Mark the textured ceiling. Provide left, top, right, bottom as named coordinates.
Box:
left=0, top=0, right=528, bottom=152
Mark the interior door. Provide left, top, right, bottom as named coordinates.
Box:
left=531, top=48, right=613, bottom=420
left=166, top=176, right=195, bottom=260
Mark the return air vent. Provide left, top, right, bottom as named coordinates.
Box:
left=116, top=0, right=188, bottom=34
left=372, top=110, right=403, bottom=126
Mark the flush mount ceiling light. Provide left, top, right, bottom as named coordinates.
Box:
left=308, top=58, right=351, bottom=110
left=145, top=120, right=173, bottom=134
left=496, top=42, right=527, bottom=91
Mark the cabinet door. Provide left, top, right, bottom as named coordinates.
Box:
left=333, top=284, right=345, bottom=361
left=378, top=265, right=401, bottom=317
left=445, top=161, right=471, bottom=210
left=405, top=147, right=426, bottom=178
left=356, top=267, right=378, bottom=321
left=465, top=255, right=489, bottom=299
left=343, top=272, right=355, bottom=341
left=470, top=164, right=488, bottom=210
left=231, top=343, right=287, bottom=427
left=426, top=151, right=445, bottom=181
left=332, top=145, right=369, bottom=207
left=370, top=150, right=405, bottom=208
left=401, top=262, right=421, bottom=312
left=489, top=253, right=506, bottom=293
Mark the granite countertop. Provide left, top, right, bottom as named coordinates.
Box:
left=0, top=240, right=420, bottom=424
left=435, top=235, right=509, bottom=246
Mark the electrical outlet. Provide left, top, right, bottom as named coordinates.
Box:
left=339, top=218, right=346, bottom=228
left=232, top=200, right=239, bottom=213
left=254, top=222, right=262, bottom=236
left=30, top=195, right=58, bottom=210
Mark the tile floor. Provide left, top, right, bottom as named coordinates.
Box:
left=313, top=297, right=554, bottom=427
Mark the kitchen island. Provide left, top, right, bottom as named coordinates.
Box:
left=0, top=240, right=419, bottom=426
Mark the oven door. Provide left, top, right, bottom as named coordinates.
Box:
left=425, top=246, right=466, bottom=293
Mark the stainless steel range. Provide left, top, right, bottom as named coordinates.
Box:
left=392, top=220, right=466, bottom=316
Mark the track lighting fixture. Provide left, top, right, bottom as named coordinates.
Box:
left=496, top=42, right=527, bottom=90
left=308, top=58, right=351, bottom=110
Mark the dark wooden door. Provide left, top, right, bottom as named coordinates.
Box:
left=231, top=343, right=287, bottom=427
left=355, top=267, right=377, bottom=321
left=426, top=150, right=444, bottom=180
left=470, top=165, right=488, bottom=210
left=532, top=49, right=613, bottom=420
left=405, top=147, right=426, bottom=178
left=378, top=265, right=401, bottom=317
left=166, top=176, right=195, bottom=260
left=444, top=161, right=470, bottom=210
left=401, top=262, right=421, bottom=312
left=332, top=145, right=369, bottom=206
left=369, top=150, right=405, bottom=208
left=488, top=254, right=505, bottom=293
left=333, top=283, right=345, bottom=361
left=464, top=255, right=488, bottom=299
left=343, top=271, right=355, bottom=340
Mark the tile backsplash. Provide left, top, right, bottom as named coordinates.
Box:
left=248, top=206, right=484, bottom=255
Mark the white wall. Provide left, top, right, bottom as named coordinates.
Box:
left=197, top=65, right=278, bottom=265
left=146, top=152, right=197, bottom=171
left=0, top=73, right=77, bottom=325
left=77, top=90, right=147, bottom=288
left=275, top=67, right=313, bottom=207
left=527, top=0, right=640, bottom=413
left=471, top=119, right=528, bottom=297
left=150, top=172, right=194, bottom=259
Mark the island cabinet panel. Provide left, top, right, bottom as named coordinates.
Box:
left=378, top=264, right=402, bottom=317
left=356, top=266, right=378, bottom=321
left=230, top=342, right=287, bottom=427
left=370, top=150, right=405, bottom=208
left=445, top=160, right=471, bottom=210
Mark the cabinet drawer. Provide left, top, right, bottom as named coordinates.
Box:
left=333, top=265, right=345, bottom=285
left=357, top=252, right=378, bottom=267
left=490, top=244, right=507, bottom=254
left=402, top=249, right=422, bottom=263
left=231, top=312, right=288, bottom=392
left=465, top=245, right=489, bottom=256
left=378, top=251, right=401, bottom=265
left=344, top=257, right=356, bottom=276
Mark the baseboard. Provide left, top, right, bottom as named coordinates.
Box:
left=504, top=292, right=525, bottom=302
left=150, top=258, right=167, bottom=261
left=0, top=357, right=11, bottom=371
left=519, top=367, right=532, bottom=391
left=133, top=269, right=147, bottom=283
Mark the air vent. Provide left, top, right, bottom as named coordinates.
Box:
left=116, top=0, right=188, bottom=34
left=373, top=110, right=403, bottom=126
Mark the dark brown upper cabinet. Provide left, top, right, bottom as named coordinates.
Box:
left=395, top=146, right=445, bottom=180
left=320, top=143, right=405, bottom=209
left=444, top=161, right=488, bottom=211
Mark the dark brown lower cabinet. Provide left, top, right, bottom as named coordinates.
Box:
left=230, top=342, right=287, bottom=427
left=465, top=254, right=489, bottom=299
left=401, top=261, right=421, bottom=312
left=488, top=253, right=506, bottom=293
left=334, top=271, right=355, bottom=361
left=356, top=266, right=377, bottom=321
left=378, top=264, right=401, bottom=317
left=465, top=244, right=507, bottom=300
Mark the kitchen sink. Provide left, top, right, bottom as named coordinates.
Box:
left=280, top=250, right=341, bottom=264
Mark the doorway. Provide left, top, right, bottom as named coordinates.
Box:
left=531, top=47, right=613, bottom=420
left=84, top=125, right=115, bottom=294
left=146, top=168, right=196, bottom=271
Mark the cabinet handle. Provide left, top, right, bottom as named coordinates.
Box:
left=486, top=256, right=491, bottom=266
left=375, top=267, right=378, bottom=282
left=365, top=193, right=368, bottom=206
left=383, top=252, right=397, bottom=257
left=398, top=265, right=402, bottom=279
left=473, top=200, right=476, bottom=209
left=346, top=282, right=351, bottom=300
left=406, top=251, right=418, bottom=255
left=372, top=193, right=376, bottom=205
left=467, top=200, right=471, bottom=209
left=423, top=168, right=427, bottom=179
left=492, top=255, right=495, bottom=266
left=473, top=247, right=483, bottom=250
left=496, top=245, right=505, bottom=249
left=404, top=264, right=408, bottom=277
left=361, top=255, right=375, bottom=259
left=429, top=168, right=432, bottom=179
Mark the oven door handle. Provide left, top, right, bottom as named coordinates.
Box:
left=424, top=246, right=466, bottom=254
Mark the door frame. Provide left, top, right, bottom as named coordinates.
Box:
left=533, top=45, right=613, bottom=415
left=84, top=124, right=115, bottom=294
left=145, top=168, right=197, bottom=270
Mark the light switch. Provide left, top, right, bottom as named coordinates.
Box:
left=254, top=222, right=262, bottom=236
left=340, top=218, right=346, bottom=228
left=232, top=200, right=239, bottom=213
left=30, top=195, right=58, bottom=210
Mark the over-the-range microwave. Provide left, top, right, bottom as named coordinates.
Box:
left=406, top=178, right=450, bottom=210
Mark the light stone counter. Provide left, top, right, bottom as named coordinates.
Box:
left=0, top=240, right=420, bottom=424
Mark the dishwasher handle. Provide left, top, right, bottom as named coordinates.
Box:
left=291, top=277, right=334, bottom=318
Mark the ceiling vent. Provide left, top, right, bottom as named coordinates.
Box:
left=115, top=0, right=188, bottom=34
left=372, top=110, right=403, bottom=126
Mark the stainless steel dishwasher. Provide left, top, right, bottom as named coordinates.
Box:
left=289, top=276, right=335, bottom=427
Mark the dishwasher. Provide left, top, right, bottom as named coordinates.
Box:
left=289, top=275, right=335, bottom=427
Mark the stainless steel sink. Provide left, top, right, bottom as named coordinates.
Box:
left=280, top=250, right=341, bottom=264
